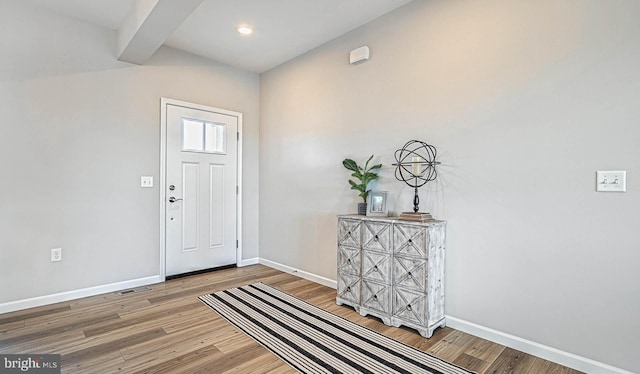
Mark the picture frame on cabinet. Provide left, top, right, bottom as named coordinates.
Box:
left=367, top=191, right=388, bottom=216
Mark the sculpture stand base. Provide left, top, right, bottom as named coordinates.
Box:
left=399, top=211, right=434, bottom=222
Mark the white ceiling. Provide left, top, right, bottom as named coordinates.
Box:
left=23, top=0, right=414, bottom=73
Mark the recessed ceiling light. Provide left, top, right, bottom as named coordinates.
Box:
left=237, top=25, right=253, bottom=36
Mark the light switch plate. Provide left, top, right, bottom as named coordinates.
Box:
left=141, top=176, right=153, bottom=188
left=596, top=171, right=626, bottom=192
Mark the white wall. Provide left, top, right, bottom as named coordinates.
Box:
left=0, top=2, right=260, bottom=303
left=260, top=0, right=639, bottom=372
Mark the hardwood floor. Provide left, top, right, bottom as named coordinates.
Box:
left=0, top=265, right=583, bottom=373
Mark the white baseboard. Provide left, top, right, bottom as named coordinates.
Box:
left=259, top=258, right=337, bottom=289
left=446, top=316, right=633, bottom=374
left=0, top=275, right=162, bottom=314
left=238, top=257, right=259, bottom=267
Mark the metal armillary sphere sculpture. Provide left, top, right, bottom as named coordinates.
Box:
left=392, top=140, right=440, bottom=214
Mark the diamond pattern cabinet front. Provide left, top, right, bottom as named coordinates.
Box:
left=336, top=215, right=446, bottom=338
left=392, top=255, right=427, bottom=291
left=362, top=250, right=391, bottom=284
left=336, top=272, right=361, bottom=310
left=393, top=223, right=428, bottom=258
left=391, top=222, right=446, bottom=338
left=392, top=287, right=427, bottom=326
left=338, top=245, right=361, bottom=276
left=360, top=280, right=392, bottom=324
left=338, top=218, right=361, bottom=248
left=360, top=223, right=392, bottom=322
left=362, top=221, right=391, bottom=253
left=336, top=218, right=362, bottom=310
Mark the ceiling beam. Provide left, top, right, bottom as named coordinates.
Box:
left=117, top=0, right=204, bottom=65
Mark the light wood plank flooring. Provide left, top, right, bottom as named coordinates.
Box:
left=0, top=265, right=583, bottom=373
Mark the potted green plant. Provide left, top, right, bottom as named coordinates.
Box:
left=342, top=155, right=382, bottom=215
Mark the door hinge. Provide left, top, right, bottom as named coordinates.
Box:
left=236, top=185, right=239, bottom=194
left=237, top=132, right=239, bottom=141
left=236, top=240, right=239, bottom=248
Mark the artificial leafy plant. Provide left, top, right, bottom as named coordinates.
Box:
left=342, top=155, right=382, bottom=203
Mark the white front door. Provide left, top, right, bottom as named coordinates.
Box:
left=163, top=100, right=239, bottom=276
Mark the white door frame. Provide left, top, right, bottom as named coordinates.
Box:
left=159, top=97, right=243, bottom=280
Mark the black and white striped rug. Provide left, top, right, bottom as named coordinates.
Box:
left=199, top=283, right=473, bottom=374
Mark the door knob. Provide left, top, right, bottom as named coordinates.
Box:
left=168, top=197, right=183, bottom=203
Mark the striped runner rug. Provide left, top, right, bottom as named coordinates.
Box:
left=199, top=283, right=474, bottom=374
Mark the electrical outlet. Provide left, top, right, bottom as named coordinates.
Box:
left=51, top=248, right=62, bottom=262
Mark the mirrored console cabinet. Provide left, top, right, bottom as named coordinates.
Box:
left=336, top=215, right=446, bottom=338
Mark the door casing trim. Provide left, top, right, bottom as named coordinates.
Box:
left=159, top=97, right=243, bottom=280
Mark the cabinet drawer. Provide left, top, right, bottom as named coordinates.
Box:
left=338, top=219, right=361, bottom=247
left=392, top=287, right=427, bottom=326
left=337, top=273, right=361, bottom=305
left=392, top=255, right=427, bottom=291
left=338, top=245, right=360, bottom=276
left=361, top=250, right=391, bottom=284
left=361, top=280, right=391, bottom=315
left=393, top=223, right=428, bottom=257
left=362, top=221, right=391, bottom=253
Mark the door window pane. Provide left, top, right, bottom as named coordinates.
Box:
left=182, top=118, right=227, bottom=154
left=205, top=122, right=226, bottom=153
left=182, top=119, right=204, bottom=151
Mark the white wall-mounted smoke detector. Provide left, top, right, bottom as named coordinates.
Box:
left=349, top=46, right=370, bottom=64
